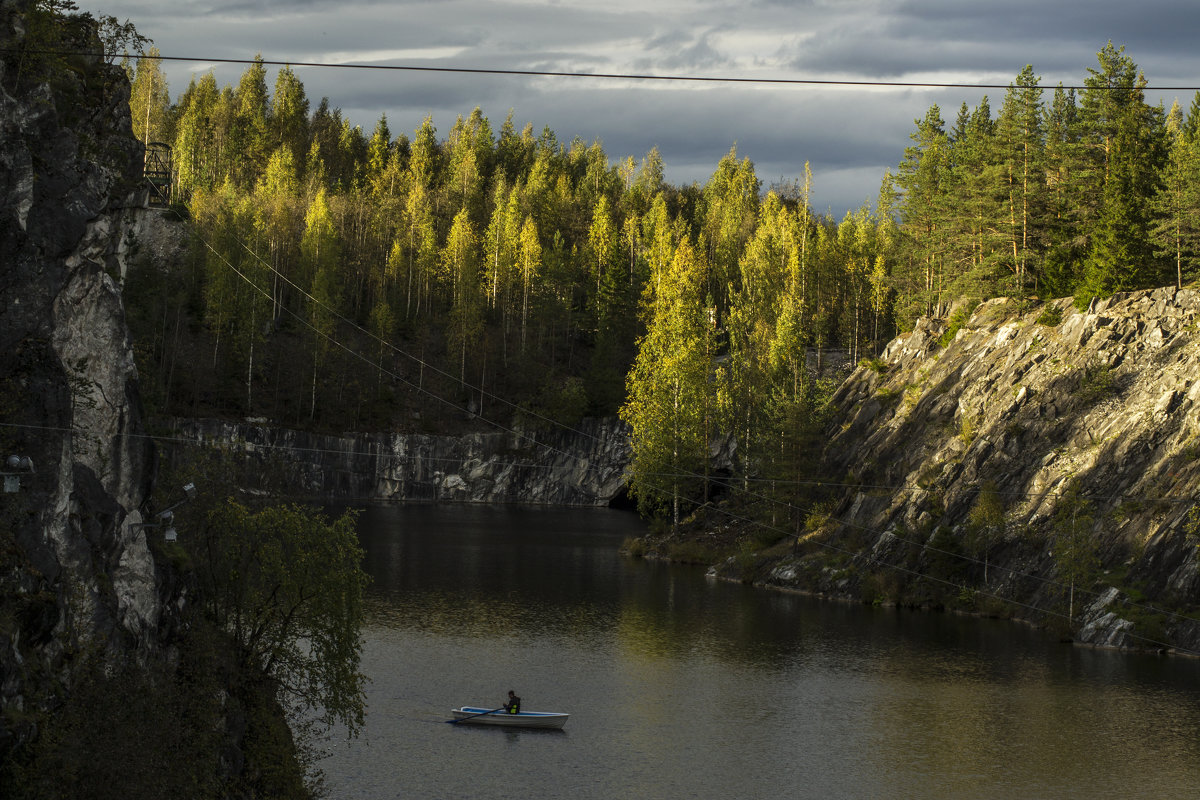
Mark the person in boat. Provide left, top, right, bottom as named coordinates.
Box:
left=504, top=690, right=521, bottom=714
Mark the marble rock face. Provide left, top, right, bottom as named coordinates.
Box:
left=0, top=0, right=165, bottom=751
left=804, top=291, right=1200, bottom=650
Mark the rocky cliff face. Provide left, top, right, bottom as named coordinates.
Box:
left=748, top=290, right=1200, bottom=652
left=0, top=0, right=168, bottom=761
left=166, top=416, right=632, bottom=507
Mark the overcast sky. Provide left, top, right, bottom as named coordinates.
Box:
left=82, top=0, right=1200, bottom=218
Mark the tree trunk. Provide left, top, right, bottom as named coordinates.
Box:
left=246, top=305, right=255, bottom=413
left=310, top=360, right=318, bottom=421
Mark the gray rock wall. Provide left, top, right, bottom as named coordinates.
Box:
left=0, top=0, right=165, bottom=754
left=757, top=290, right=1200, bottom=652
left=165, top=416, right=632, bottom=507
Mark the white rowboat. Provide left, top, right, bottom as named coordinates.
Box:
left=450, top=706, right=569, bottom=729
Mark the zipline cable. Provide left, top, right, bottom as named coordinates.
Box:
left=4, top=47, right=1195, bottom=92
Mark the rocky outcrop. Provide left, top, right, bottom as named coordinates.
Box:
left=165, top=416, right=632, bottom=506
left=747, top=291, right=1200, bottom=652
left=0, top=0, right=166, bottom=762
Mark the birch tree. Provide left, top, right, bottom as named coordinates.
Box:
left=301, top=189, right=341, bottom=419
left=128, top=46, right=169, bottom=145
left=621, top=238, right=712, bottom=525
left=517, top=215, right=541, bottom=354
left=444, top=209, right=483, bottom=380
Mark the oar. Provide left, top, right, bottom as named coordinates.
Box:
left=448, top=706, right=504, bottom=724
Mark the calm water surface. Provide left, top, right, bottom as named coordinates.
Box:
left=323, top=504, right=1200, bottom=799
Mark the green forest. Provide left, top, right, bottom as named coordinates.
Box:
left=122, top=42, right=1200, bottom=520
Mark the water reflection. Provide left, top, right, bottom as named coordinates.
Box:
left=326, top=504, right=1200, bottom=800
left=360, top=503, right=816, bottom=670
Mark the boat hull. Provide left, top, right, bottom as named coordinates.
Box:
left=451, top=706, right=569, bottom=729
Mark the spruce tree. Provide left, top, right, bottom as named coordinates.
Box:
left=1075, top=43, right=1167, bottom=304
left=1042, top=84, right=1082, bottom=296
left=230, top=54, right=270, bottom=188
left=946, top=96, right=1004, bottom=299
left=270, top=65, right=310, bottom=176
left=1150, top=95, right=1200, bottom=289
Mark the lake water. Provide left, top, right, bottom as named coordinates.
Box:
left=322, top=504, right=1200, bottom=799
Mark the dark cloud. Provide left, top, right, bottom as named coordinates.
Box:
left=85, top=0, right=1200, bottom=216
left=794, top=1, right=1200, bottom=87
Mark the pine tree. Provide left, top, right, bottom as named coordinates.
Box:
left=1042, top=84, right=1082, bottom=296
left=946, top=97, right=1003, bottom=298
left=995, top=66, right=1047, bottom=298
left=895, top=104, right=951, bottom=323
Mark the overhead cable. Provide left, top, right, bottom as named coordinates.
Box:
left=6, top=47, right=1195, bottom=92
